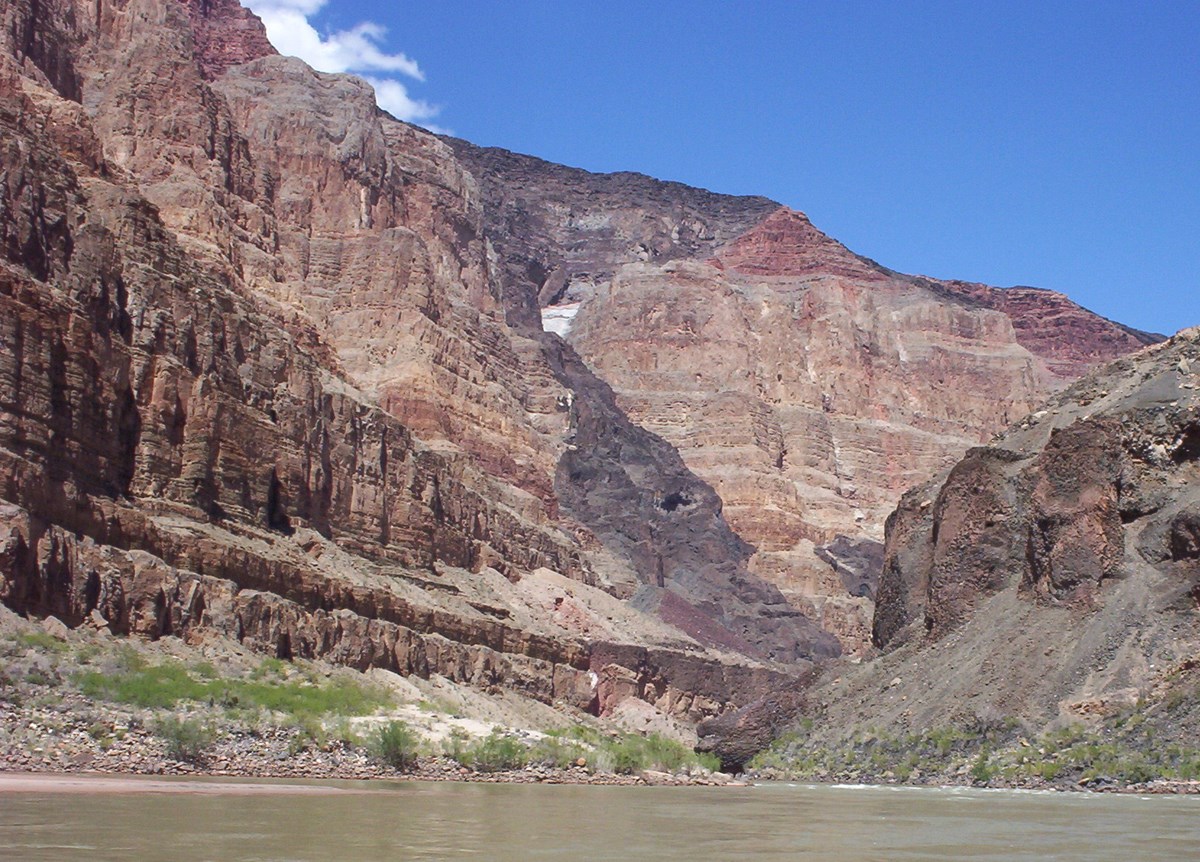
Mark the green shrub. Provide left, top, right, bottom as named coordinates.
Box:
left=969, top=748, right=997, bottom=783
left=1175, top=753, right=1200, bottom=780
left=528, top=735, right=588, bottom=769
left=17, top=631, right=70, bottom=653
left=604, top=735, right=648, bottom=774
left=287, top=717, right=328, bottom=755
left=595, top=732, right=716, bottom=775
left=442, top=728, right=471, bottom=762
left=370, top=720, right=420, bottom=770
left=191, top=661, right=220, bottom=680
left=73, top=644, right=100, bottom=665
left=155, top=716, right=215, bottom=762
left=466, top=731, right=529, bottom=772
left=562, top=724, right=604, bottom=745
left=114, top=644, right=148, bottom=672
left=251, top=657, right=288, bottom=680
left=1029, top=759, right=1064, bottom=781
left=24, top=668, right=57, bottom=687
left=926, top=726, right=974, bottom=757
left=86, top=721, right=110, bottom=740
left=325, top=718, right=363, bottom=749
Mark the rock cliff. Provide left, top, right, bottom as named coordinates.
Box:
left=0, top=0, right=829, bottom=729
left=809, top=327, right=1200, bottom=738
left=448, top=143, right=1158, bottom=652
left=0, top=0, right=1163, bottom=733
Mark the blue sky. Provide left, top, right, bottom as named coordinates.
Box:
left=245, top=1, right=1199, bottom=336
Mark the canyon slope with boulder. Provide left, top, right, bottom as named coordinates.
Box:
left=0, top=0, right=1164, bottom=744
left=804, top=327, right=1200, bottom=747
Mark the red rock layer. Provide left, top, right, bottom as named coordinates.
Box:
left=180, top=0, right=277, bottom=80
left=562, top=206, right=1159, bottom=653
left=931, top=279, right=1160, bottom=379
left=712, top=207, right=888, bottom=281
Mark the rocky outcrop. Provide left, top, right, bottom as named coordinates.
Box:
left=876, top=331, right=1200, bottom=649
left=825, top=329, right=1200, bottom=739
left=814, top=536, right=883, bottom=602
left=696, top=685, right=811, bottom=773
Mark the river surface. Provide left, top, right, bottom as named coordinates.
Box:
left=1, top=775, right=1197, bottom=861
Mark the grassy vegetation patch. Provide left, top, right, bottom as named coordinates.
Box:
left=527, top=735, right=589, bottom=769
left=16, top=631, right=71, bottom=653
left=436, top=727, right=718, bottom=775
left=74, top=655, right=390, bottom=720
left=153, top=715, right=216, bottom=763
left=604, top=733, right=718, bottom=774
left=461, top=730, right=531, bottom=772
left=369, top=720, right=421, bottom=770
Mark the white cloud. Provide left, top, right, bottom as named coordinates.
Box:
left=244, top=0, right=443, bottom=127
left=364, top=78, right=447, bottom=132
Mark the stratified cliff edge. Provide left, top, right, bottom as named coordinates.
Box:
left=447, top=141, right=1159, bottom=653
left=0, top=0, right=1162, bottom=735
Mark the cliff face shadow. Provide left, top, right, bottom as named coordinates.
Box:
left=543, top=335, right=841, bottom=665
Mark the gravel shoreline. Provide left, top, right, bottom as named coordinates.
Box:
left=4, top=692, right=1195, bottom=795
left=0, top=697, right=740, bottom=788
left=4, top=691, right=1195, bottom=794
left=745, top=768, right=1200, bottom=795
left=2, top=618, right=1194, bottom=796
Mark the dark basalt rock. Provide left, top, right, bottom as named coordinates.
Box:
left=875, top=333, right=1200, bottom=649
left=1170, top=509, right=1200, bottom=560
left=815, top=535, right=885, bottom=601
left=695, top=684, right=812, bottom=773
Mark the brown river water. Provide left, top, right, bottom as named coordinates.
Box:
left=1, top=776, right=1197, bottom=861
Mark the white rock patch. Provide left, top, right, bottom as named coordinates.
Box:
left=541, top=303, right=581, bottom=338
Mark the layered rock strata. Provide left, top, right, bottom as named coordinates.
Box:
left=446, top=143, right=1158, bottom=652
left=444, top=140, right=780, bottom=335
left=0, top=0, right=836, bottom=726
left=574, top=214, right=1160, bottom=653
left=0, top=0, right=1165, bottom=729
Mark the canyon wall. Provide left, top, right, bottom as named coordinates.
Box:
left=0, top=0, right=1162, bottom=730
left=449, top=143, right=1158, bottom=652
left=0, top=0, right=828, bottom=727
